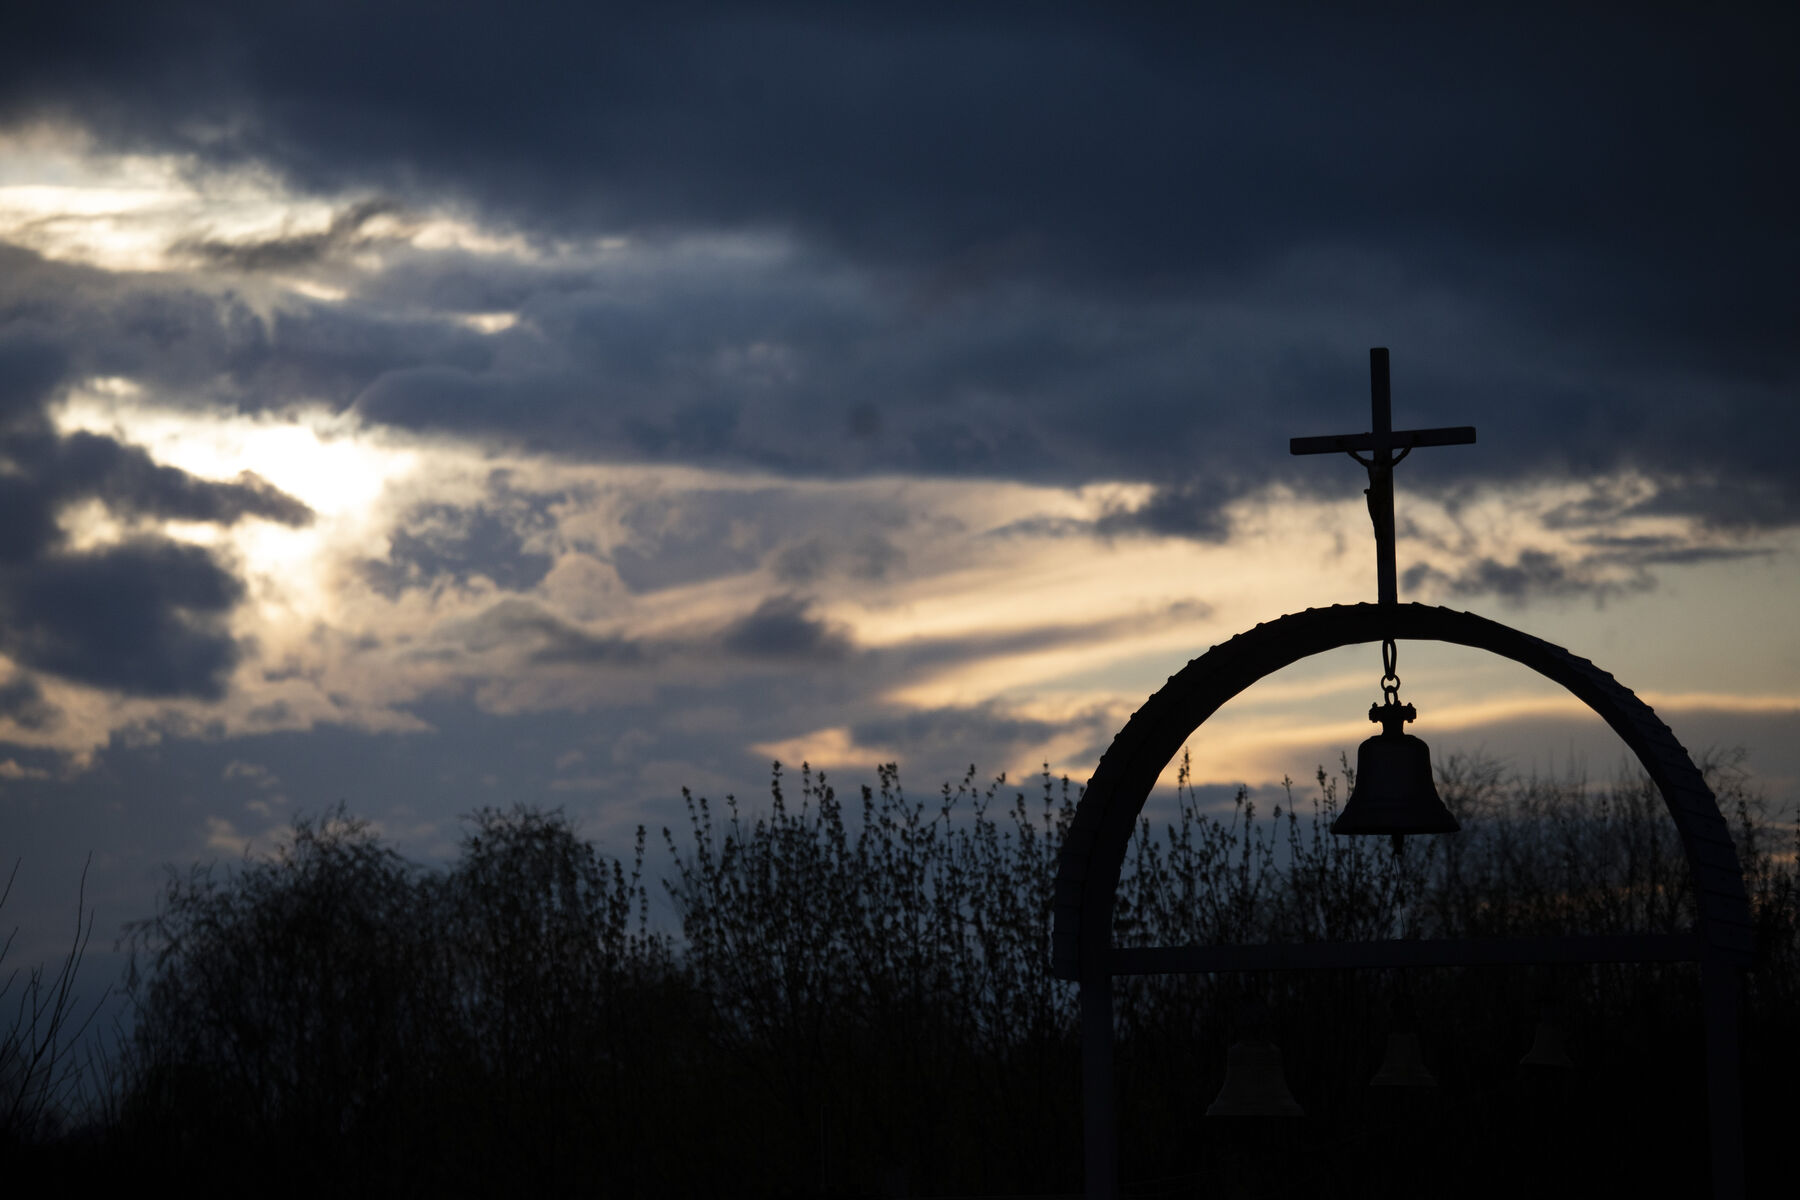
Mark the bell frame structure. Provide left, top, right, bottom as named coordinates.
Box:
left=1051, top=602, right=1754, bottom=1199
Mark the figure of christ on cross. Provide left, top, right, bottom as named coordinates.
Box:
left=1291, top=348, right=1476, bottom=607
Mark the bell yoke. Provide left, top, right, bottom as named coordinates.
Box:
left=1290, top=347, right=1473, bottom=840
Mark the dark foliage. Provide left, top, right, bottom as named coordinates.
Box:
left=9, top=752, right=1796, bottom=1197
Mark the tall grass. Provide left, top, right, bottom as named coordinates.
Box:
left=12, top=750, right=1795, bottom=1196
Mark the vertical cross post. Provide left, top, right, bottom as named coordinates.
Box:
left=1368, top=348, right=1398, bottom=606
left=1290, top=348, right=1476, bottom=606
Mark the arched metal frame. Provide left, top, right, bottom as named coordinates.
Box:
left=1051, top=603, right=1753, bottom=1200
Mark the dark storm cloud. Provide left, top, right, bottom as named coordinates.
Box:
left=45, top=431, right=313, bottom=527
left=1625, top=477, right=1800, bottom=534
left=0, top=325, right=311, bottom=698
left=0, top=538, right=245, bottom=698
left=10, top=5, right=1785, bottom=289
left=720, top=595, right=851, bottom=662
left=3, top=5, right=1796, bottom=529
left=1093, top=479, right=1236, bottom=542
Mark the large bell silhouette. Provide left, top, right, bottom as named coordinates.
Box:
left=1520, top=1000, right=1573, bottom=1069
left=1206, top=1041, right=1305, bottom=1116
left=1369, top=995, right=1437, bottom=1087
left=1332, top=699, right=1460, bottom=836
left=1207, top=998, right=1304, bottom=1117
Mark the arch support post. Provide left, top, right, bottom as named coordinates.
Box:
left=1703, top=954, right=1745, bottom=1199
left=1079, top=971, right=1118, bottom=1200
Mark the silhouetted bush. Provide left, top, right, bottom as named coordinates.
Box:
left=29, top=749, right=1794, bottom=1196
left=663, top=763, right=1080, bottom=1196
left=114, top=808, right=450, bottom=1188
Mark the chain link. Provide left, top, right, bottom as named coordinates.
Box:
left=1380, top=636, right=1401, bottom=704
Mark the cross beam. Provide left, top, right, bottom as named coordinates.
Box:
left=1291, top=348, right=1475, bottom=606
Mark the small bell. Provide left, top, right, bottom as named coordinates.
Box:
left=1207, top=998, right=1304, bottom=1117
left=1332, top=698, right=1460, bottom=836
left=1206, top=1041, right=1305, bottom=1116
left=1520, top=1001, right=1573, bottom=1069
left=1369, top=995, right=1437, bottom=1087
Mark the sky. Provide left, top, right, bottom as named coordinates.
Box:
left=1, top=3, right=1796, bottom=989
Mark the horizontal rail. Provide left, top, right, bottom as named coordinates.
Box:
left=1107, top=933, right=1705, bottom=975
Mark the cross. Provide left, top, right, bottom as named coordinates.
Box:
left=1290, top=348, right=1475, bottom=607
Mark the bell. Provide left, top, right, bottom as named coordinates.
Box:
left=1332, top=699, right=1460, bottom=836
left=1207, top=996, right=1303, bottom=1117
left=1369, top=995, right=1436, bottom=1087
left=1520, top=1002, right=1573, bottom=1069
left=1206, top=1040, right=1305, bottom=1116
left=1369, top=1032, right=1436, bottom=1086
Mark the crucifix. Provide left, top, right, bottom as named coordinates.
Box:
left=1293, top=347, right=1475, bottom=849
left=1290, top=347, right=1476, bottom=607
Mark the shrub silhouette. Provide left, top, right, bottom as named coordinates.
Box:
left=117, top=807, right=448, bottom=1186
left=48, top=751, right=1794, bottom=1197
left=663, top=762, right=1081, bottom=1195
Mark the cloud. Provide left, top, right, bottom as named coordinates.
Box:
left=1094, top=479, right=1236, bottom=542
left=0, top=325, right=309, bottom=699
left=172, top=198, right=406, bottom=272
left=222, top=758, right=280, bottom=788
left=0, top=7, right=1794, bottom=730
left=0, top=334, right=67, bottom=424
left=49, top=431, right=314, bottom=527
left=451, top=598, right=646, bottom=667
left=0, top=537, right=245, bottom=697
left=849, top=702, right=1086, bottom=760
left=1404, top=551, right=1615, bottom=606
left=1400, top=496, right=1780, bottom=606
left=771, top=537, right=828, bottom=585
left=12, top=7, right=1786, bottom=307
left=362, top=501, right=553, bottom=598
left=4, top=6, right=1797, bottom=1002
left=1574, top=533, right=1773, bottom=568
left=0, top=672, right=59, bottom=731
left=1625, top=476, right=1800, bottom=534
left=772, top=532, right=904, bottom=585
left=0, top=425, right=309, bottom=567
left=0, top=757, right=52, bottom=780
left=0, top=9, right=1789, bottom=525
left=720, top=594, right=851, bottom=661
